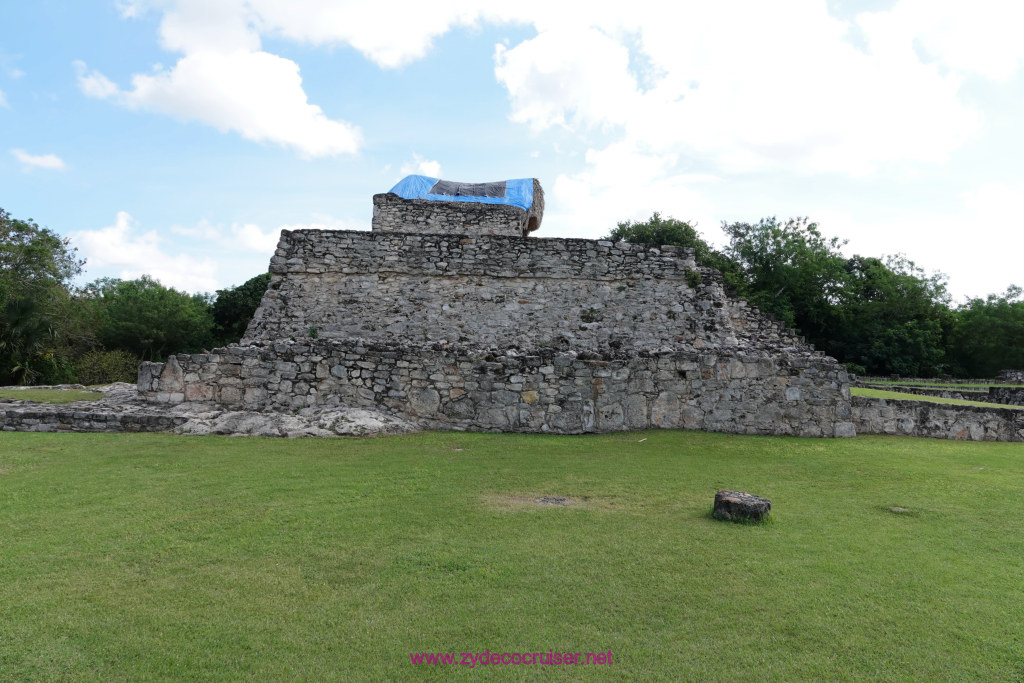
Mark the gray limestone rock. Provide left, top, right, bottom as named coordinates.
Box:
left=173, top=406, right=415, bottom=438
left=713, top=490, right=772, bottom=521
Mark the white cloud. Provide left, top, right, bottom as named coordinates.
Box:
left=400, top=153, right=441, bottom=178
left=961, top=182, right=1024, bottom=219
left=11, top=148, right=67, bottom=171
left=171, top=218, right=280, bottom=253
left=73, top=60, right=119, bottom=98
left=242, top=0, right=500, bottom=69
left=495, top=26, right=640, bottom=132
left=73, top=211, right=220, bottom=293
left=231, top=222, right=281, bottom=253
left=168, top=214, right=366, bottom=261
left=495, top=3, right=981, bottom=177
left=119, top=0, right=538, bottom=68
left=116, top=0, right=148, bottom=19
left=169, top=218, right=222, bottom=241
left=0, top=89, right=7, bottom=108
left=543, top=141, right=717, bottom=239
left=862, top=0, right=1024, bottom=81
left=278, top=213, right=370, bottom=233
left=803, top=181, right=1024, bottom=301
left=79, top=0, right=541, bottom=157
left=80, top=0, right=1021, bottom=253
left=77, top=50, right=361, bottom=158
left=157, top=0, right=261, bottom=53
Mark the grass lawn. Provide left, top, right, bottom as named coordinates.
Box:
left=860, top=379, right=1024, bottom=389
left=0, top=388, right=101, bottom=404
left=1, top=430, right=1022, bottom=681
left=851, top=386, right=1024, bottom=410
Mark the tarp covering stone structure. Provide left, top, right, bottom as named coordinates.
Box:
left=388, top=175, right=535, bottom=210
left=373, top=175, right=545, bottom=237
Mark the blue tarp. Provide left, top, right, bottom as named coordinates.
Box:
left=387, top=175, right=534, bottom=211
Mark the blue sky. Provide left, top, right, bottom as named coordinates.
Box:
left=2, top=1, right=1023, bottom=299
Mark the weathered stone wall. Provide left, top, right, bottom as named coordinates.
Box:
left=1, top=402, right=190, bottom=433
left=135, top=226, right=858, bottom=437
left=372, top=179, right=544, bottom=237
left=243, top=230, right=806, bottom=355
left=852, top=395, right=1024, bottom=441
left=139, top=339, right=854, bottom=437
left=989, top=386, right=1024, bottom=406
left=372, top=194, right=530, bottom=237
left=854, top=383, right=990, bottom=402
left=995, top=369, right=1024, bottom=383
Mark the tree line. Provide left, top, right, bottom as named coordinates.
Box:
left=0, top=208, right=268, bottom=385
left=3, top=206, right=1021, bottom=385
left=607, top=213, right=1024, bottom=378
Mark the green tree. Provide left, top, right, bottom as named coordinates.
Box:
left=0, top=208, right=86, bottom=384
left=606, top=213, right=745, bottom=291
left=212, top=272, right=271, bottom=345
left=81, top=276, right=214, bottom=361
left=722, top=217, right=848, bottom=345
left=831, top=255, right=952, bottom=376
left=947, top=286, right=1024, bottom=378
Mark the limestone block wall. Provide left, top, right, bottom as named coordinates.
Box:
left=372, top=179, right=544, bottom=237
left=372, top=194, right=529, bottom=237
left=852, top=396, right=1024, bottom=441
left=988, top=386, right=1024, bottom=406
left=242, top=230, right=807, bottom=355
left=1, top=403, right=189, bottom=433
left=138, top=339, right=854, bottom=437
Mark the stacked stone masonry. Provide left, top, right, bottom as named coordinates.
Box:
left=138, top=226, right=856, bottom=437
left=243, top=230, right=810, bottom=356
left=989, top=386, right=1024, bottom=406
left=853, top=396, right=1024, bottom=441
left=139, top=340, right=853, bottom=436
left=1, top=402, right=190, bottom=433
left=372, top=179, right=544, bottom=237
left=995, top=369, right=1024, bottom=383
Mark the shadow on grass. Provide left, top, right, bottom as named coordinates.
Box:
left=704, top=508, right=776, bottom=527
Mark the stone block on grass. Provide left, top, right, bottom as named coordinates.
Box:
left=713, top=490, right=771, bottom=521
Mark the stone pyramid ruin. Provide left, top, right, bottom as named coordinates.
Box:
left=138, top=176, right=855, bottom=436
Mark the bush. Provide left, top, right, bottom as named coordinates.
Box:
left=80, top=276, right=214, bottom=361
left=74, top=350, right=141, bottom=385
left=843, top=362, right=867, bottom=377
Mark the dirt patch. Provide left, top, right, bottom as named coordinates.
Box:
left=482, top=493, right=613, bottom=510
left=883, top=505, right=920, bottom=517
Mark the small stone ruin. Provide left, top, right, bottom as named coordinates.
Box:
left=995, top=369, right=1024, bottom=383
left=713, top=490, right=772, bottom=521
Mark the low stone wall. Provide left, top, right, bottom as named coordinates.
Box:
left=372, top=194, right=531, bottom=237
left=989, top=386, right=1024, bottom=406
left=1, top=402, right=190, bottom=433
left=139, top=339, right=854, bottom=437
left=995, top=369, right=1024, bottom=383
left=852, top=395, right=1024, bottom=441
left=856, top=383, right=990, bottom=401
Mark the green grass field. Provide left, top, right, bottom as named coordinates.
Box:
left=0, top=388, right=101, bottom=404
left=859, top=379, right=1024, bottom=389
left=1, top=430, right=1022, bottom=681
left=851, top=386, right=1024, bottom=410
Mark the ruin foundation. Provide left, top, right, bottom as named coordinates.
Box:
left=137, top=216, right=856, bottom=436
